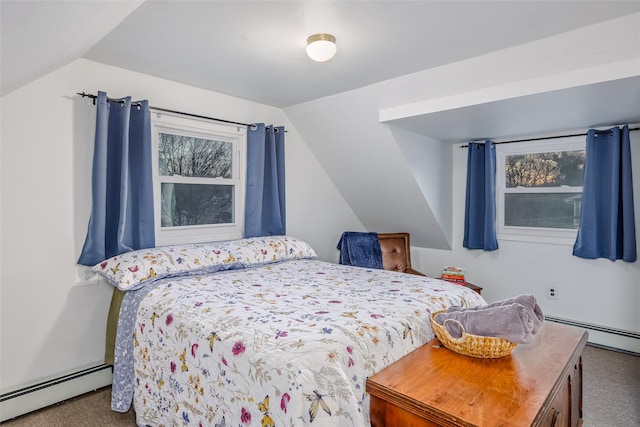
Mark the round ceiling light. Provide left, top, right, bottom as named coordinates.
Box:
left=306, top=33, right=337, bottom=62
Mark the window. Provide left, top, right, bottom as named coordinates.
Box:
left=151, top=112, right=246, bottom=246
left=496, top=136, right=585, bottom=244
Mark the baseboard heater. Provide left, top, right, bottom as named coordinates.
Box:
left=545, top=315, right=640, bottom=356
left=0, top=364, right=112, bottom=422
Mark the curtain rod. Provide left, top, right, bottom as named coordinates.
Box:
left=459, top=126, right=640, bottom=148
left=77, top=91, right=252, bottom=128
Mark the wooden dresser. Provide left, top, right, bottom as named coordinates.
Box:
left=367, top=322, right=587, bottom=427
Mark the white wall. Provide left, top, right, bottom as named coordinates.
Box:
left=285, top=13, right=640, bottom=352
left=2, top=11, right=639, bottom=406
left=411, top=131, right=640, bottom=352
left=0, top=58, right=363, bottom=394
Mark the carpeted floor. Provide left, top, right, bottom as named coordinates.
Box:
left=1, top=387, right=135, bottom=427
left=2, top=344, right=638, bottom=426
left=581, top=345, right=640, bottom=426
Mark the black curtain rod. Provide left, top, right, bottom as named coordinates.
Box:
left=460, top=126, right=640, bottom=148
left=77, top=92, right=252, bottom=128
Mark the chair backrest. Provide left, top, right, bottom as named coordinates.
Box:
left=377, top=232, right=414, bottom=274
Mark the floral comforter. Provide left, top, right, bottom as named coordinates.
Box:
left=127, top=259, right=484, bottom=426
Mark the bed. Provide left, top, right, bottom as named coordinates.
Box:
left=96, top=236, right=485, bottom=426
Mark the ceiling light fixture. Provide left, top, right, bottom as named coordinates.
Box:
left=306, top=33, right=337, bottom=62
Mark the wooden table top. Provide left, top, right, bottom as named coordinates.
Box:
left=367, top=322, right=588, bottom=427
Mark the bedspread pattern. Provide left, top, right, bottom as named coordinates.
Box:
left=129, top=260, right=485, bottom=426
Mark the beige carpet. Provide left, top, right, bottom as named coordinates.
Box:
left=1, top=387, right=135, bottom=427
left=582, top=345, right=640, bottom=426
left=2, top=344, right=638, bottom=426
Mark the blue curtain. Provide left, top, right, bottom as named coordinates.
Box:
left=77, top=91, right=155, bottom=266
left=463, top=141, right=498, bottom=251
left=244, top=123, right=286, bottom=238
left=573, top=125, right=636, bottom=262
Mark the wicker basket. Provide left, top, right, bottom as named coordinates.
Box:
left=430, top=310, right=517, bottom=358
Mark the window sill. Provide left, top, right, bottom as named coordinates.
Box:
left=497, top=232, right=576, bottom=246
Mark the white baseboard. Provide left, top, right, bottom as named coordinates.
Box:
left=545, top=316, right=640, bottom=355
left=0, top=365, right=112, bottom=422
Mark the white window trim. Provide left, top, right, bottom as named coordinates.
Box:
left=150, top=110, right=247, bottom=246
left=495, top=135, right=585, bottom=246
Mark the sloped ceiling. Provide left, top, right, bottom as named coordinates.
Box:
left=2, top=1, right=639, bottom=249
left=0, top=1, right=144, bottom=96
left=3, top=1, right=639, bottom=107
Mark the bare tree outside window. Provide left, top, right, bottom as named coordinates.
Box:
left=159, top=133, right=234, bottom=227
left=161, top=183, right=233, bottom=227
left=504, top=150, right=585, bottom=229
left=505, top=151, right=584, bottom=188
left=159, top=133, right=232, bottom=178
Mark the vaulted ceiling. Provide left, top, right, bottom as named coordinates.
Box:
left=3, top=1, right=639, bottom=106
left=2, top=1, right=639, bottom=249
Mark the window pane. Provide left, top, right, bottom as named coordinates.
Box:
left=161, top=183, right=234, bottom=227
left=159, top=133, right=232, bottom=178
left=505, top=151, right=584, bottom=188
left=505, top=193, right=581, bottom=229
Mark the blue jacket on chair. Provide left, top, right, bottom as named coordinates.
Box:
left=336, top=231, right=383, bottom=269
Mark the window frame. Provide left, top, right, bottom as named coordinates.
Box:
left=495, top=135, right=585, bottom=245
left=150, top=111, right=246, bottom=246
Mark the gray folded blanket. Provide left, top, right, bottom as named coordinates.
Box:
left=435, top=302, right=535, bottom=344
left=446, top=294, right=544, bottom=334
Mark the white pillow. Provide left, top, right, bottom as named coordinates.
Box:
left=93, top=236, right=317, bottom=291
left=228, top=235, right=317, bottom=267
